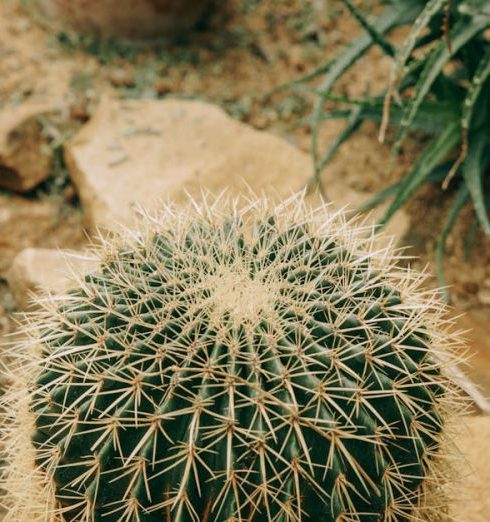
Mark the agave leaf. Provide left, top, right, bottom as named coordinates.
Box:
left=459, top=0, right=490, bottom=18
left=360, top=163, right=450, bottom=212
left=315, top=2, right=423, bottom=98
left=339, top=0, right=397, bottom=58
left=391, top=0, right=447, bottom=80
left=358, top=181, right=402, bottom=211
left=313, top=92, right=457, bottom=133
left=462, top=44, right=490, bottom=131
left=310, top=1, right=424, bottom=171
left=379, top=0, right=448, bottom=141
left=369, top=100, right=456, bottom=132
left=436, top=185, right=470, bottom=301
left=381, top=121, right=461, bottom=225
left=391, top=17, right=489, bottom=158
left=442, top=44, right=490, bottom=188
left=463, top=131, right=490, bottom=237
left=275, top=1, right=422, bottom=96
left=397, top=47, right=440, bottom=88
left=316, top=106, right=363, bottom=175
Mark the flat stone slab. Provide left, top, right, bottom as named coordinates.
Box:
left=65, top=97, right=313, bottom=231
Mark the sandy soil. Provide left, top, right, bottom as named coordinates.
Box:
left=1, top=0, right=490, bottom=397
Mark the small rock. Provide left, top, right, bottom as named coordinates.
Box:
left=478, top=288, right=490, bottom=306
left=462, top=281, right=479, bottom=295
left=288, top=44, right=305, bottom=72
left=107, top=67, right=135, bottom=88
left=153, top=79, right=172, bottom=96
left=69, top=102, right=90, bottom=122
left=63, top=184, right=78, bottom=203
left=6, top=248, right=98, bottom=311
left=0, top=103, right=54, bottom=192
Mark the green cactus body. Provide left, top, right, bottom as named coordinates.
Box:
left=1, top=197, right=462, bottom=521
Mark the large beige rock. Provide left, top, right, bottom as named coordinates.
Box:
left=36, top=0, right=211, bottom=40
left=66, top=98, right=312, bottom=230
left=6, top=248, right=97, bottom=310
left=0, top=103, right=53, bottom=192
left=451, top=416, right=490, bottom=521
left=65, top=97, right=409, bottom=241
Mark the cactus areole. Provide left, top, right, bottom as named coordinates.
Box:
left=2, top=197, right=462, bottom=521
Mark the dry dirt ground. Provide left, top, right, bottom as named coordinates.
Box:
left=1, top=1, right=490, bottom=391
left=1, top=2, right=490, bottom=519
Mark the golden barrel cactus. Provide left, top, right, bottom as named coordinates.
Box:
left=1, top=195, right=465, bottom=521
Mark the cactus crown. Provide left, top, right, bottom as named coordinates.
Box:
left=1, top=195, right=464, bottom=521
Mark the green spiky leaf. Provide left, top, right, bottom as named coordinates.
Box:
left=381, top=121, right=461, bottom=224
left=463, top=130, right=490, bottom=237
left=391, top=17, right=488, bottom=157
left=436, top=186, right=470, bottom=301
left=283, top=0, right=490, bottom=295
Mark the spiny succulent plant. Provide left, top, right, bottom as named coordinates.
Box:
left=1, top=195, right=464, bottom=521
left=279, top=0, right=490, bottom=296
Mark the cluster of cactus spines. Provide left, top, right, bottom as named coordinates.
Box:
left=1, top=195, right=464, bottom=521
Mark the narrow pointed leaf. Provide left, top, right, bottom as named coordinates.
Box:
left=339, top=0, right=397, bottom=57
left=392, top=17, right=489, bottom=157
left=275, top=2, right=422, bottom=97
left=463, top=132, right=490, bottom=237
left=310, top=1, right=424, bottom=170
left=459, top=0, right=490, bottom=18
left=316, top=106, right=363, bottom=175
left=380, top=0, right=448, bottom=141
left=436, top=186, right=470, bottom=301
left=462, top=45, right=490, bottom=131
left=312, top=91, right=456, bottom=133
left=391, top=0, right=447, bottom=82
left=381, top=122, right=461, bottom=225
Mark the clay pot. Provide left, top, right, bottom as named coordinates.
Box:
left=36, top=0, right=211, bottom=40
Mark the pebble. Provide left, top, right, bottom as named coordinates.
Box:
left=289, top=45, right=304, bottom=71
left=108, top=68, right=135, bottom=88
left=462, top=281, right=479, bottom=295
left=478, top=288, right=490, bottom=306
left=63, top=184, right=78, bottom=203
